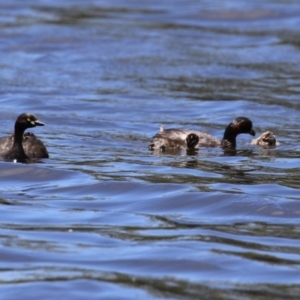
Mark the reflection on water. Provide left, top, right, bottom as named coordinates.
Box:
left=0, top=0, right=300, bottom=299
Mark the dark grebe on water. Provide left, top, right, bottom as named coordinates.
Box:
left=149, top=116, right=255, bottom=151
left=0, top=113, right=49, bottom=161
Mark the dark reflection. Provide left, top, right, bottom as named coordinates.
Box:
left=150, top=148, right=183, bottom=156
left=33, top=5, right=163, bottom=25
left=183, top=158, right=200, bottom=169
left=223, top=148, right=254, bottom=156
left=150, top=146, right=258, bottom=158
left=214, top=249, right=299, bottom=265
left=150, top=147, right=257, bottom=158
left=149, top=148, right=199, bottom=156
left=0, top=198, right=12, bottom=205
left=24, top=158, right=47, bottom=164
left=186, top=148, right=199, bottom=156
left=222, top=148, right=237, bottom=156
left=3, top=267, right=299, bottom=300
left=0, top=158, right=46, bottom=164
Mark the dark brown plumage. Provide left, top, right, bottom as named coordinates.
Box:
left=149, top=116, right=255, bottom=151
left=0, top=113, right=49, bottom=161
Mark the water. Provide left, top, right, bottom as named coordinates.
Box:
left=0, top=1, right=300, bottom=299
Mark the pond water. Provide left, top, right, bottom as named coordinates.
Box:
left=0, top=1, right=300, bottom=299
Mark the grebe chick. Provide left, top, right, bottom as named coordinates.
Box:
left=251, top=131, right=278, bottom=146
left=149, top=116, right=255, bottom=151
left=0, top=113, right=49, bottom=161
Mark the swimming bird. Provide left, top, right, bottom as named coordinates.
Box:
left=148, top=116, right=255, bottom=151
left=251, top=131, right=278, bottom=146
left=0, top=113, right=49, bottom=161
